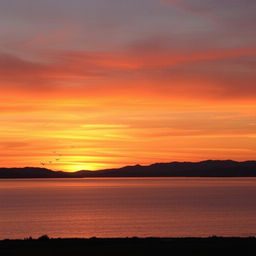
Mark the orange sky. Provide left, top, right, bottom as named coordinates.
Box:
left=1, top=0, right=256, bottom=171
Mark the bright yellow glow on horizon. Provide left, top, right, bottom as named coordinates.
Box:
left=1, top=0, right=256, bottom=171
left=1, top=89, right=256, bottom=172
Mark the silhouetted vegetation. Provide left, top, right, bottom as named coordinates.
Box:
left=0, top=237, right=255, bottom=256
left=38, top=235, right=50, bottom=241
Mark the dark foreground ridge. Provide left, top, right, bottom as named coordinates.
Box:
left=1, top=236, right=256, bottom=256
left=1, top=160, right=256, bottom=178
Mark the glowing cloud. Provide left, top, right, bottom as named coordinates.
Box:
left=0, top=0, right=255, bottom=171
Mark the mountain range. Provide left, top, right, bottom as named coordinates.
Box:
left=1, top=160, right=256, bottom=178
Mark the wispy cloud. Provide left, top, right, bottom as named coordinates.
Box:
left=0, top=0, right=256, bottom=170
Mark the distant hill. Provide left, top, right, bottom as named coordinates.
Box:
left=76, top=160, right=256, bottom=177
left=1, top=160, right=256, bottom=178
left=0, top=167, right=68, bottom=178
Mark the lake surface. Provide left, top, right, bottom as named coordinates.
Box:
left=0, top=178, right=256, bottom=239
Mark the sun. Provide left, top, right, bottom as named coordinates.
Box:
left=56, top=162, right=108, bottom=172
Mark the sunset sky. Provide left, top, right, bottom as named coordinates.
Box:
left=1, top=0, right=256, bottom=171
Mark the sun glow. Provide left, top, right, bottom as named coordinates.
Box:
left=1, top=92, right=255, bottom=171
left=0, top=0, right=256, bottom=171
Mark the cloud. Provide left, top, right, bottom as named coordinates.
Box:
left=0, top=52, right=104, bottom=89
left=160, top=0, right=256, bottom=13
left=22, top=26, right=77, bottom=48
left=160, top=0, right=256, bottom=26
left=1, top=43, right=256, bottom=102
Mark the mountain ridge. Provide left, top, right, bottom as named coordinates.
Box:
left=1, top=160, right=256, bottom=178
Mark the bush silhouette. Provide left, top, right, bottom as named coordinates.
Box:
left=38, top=235, right=50, bottom=241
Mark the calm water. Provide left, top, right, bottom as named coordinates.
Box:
left=0, top=178, right=256, bottom=239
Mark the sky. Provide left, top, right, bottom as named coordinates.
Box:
left=0, top=0, right=256, bottom=171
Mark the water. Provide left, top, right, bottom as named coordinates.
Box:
left=0, top=178, right=256, bottom=239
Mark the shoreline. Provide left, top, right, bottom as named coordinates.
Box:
left=2, top=235, right=256, bottom=240
left=1, top=237, right=256, bottom=256
left=1, top=160, right=256, bottom=178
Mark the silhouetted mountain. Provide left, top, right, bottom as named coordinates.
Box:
left=77, top=160, right=256, bottom=177
left=0, top=167, right=68, bottom=178
left=1, top=160, right=256, bottom=178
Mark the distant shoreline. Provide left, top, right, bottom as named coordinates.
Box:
left=1, top=176, right=256, bottom=179
left=2, top=236, right=256, bottom=241
left=1, top=237, right=256, bottom=256
left=1, top=160, right=256, bottom=178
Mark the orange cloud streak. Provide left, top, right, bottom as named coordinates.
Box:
left=1, top=44, right=256, bottom=171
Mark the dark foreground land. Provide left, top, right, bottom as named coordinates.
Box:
left=1, top=237, right=256, bottom=256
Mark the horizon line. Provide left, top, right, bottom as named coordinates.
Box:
left=1, top=159, right=256, bottom=173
